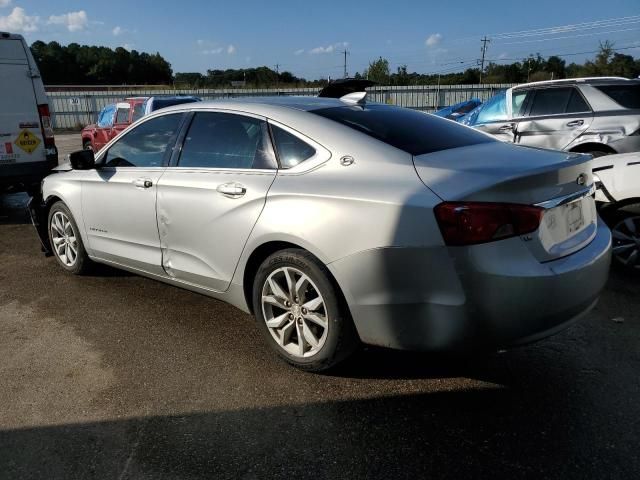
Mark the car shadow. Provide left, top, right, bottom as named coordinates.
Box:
left=0, top=192, right=31, bottom=225
left=1, top=375, right=635, bottom=479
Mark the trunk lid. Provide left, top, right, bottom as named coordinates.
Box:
left=414, top=142, right=597, bottom=262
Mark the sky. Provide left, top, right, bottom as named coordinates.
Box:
left=1, top=0, right=639, bottom=80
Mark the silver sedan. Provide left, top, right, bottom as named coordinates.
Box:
left=31, top=96, right=612, bottom=371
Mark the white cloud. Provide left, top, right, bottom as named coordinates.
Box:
left=0, top=7, right=39, bottom=32
left=202, top=47, right=224, bottom=55
left=294, top=48, right=305, bottom=55
left=198, top=40, right=235, bottom=55
left=425, top=33, right=442, bottom=47
left=309, top=41, right=348, bottom=55
left=112, top=25, right=123, bottom=36
left=0, top=0, right=12, bottom=8
left=48, top=10, right=88, bottom=32
left=122, top=43, right=134, bottom=50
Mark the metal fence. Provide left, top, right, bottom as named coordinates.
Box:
left=45, top=84, right=516, bottom=130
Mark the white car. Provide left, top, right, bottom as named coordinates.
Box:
left=592, top=152, right=640, bottom=269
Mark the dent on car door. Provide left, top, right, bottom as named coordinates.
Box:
left=156, top=111, right=278, bottom=292
left=81, top=113, right=185, bottom=274
left=515, top=87, right=593, bottom=150
left=471, top=91, right=517, bottom=142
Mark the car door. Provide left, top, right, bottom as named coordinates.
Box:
left=515, top=87, right=593, bottom=151
left=81, top=112, right=186, bottom=274
left=469, top=91, right=517, bottom=143
left=109, top=102, right=132, bottom=142
left=156, top=111, right=278, bottom=292
left=94, top=105, right=116, bottom=151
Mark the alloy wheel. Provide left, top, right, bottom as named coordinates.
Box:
left=261, top=266, right=329, bottom=358
left=612, top=216, right=640, bottom=269
left=50, top=211, right=79, bottom=267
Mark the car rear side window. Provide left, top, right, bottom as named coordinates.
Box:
left=131, top=103, right=145, bottom=123
left=103, top=113, right=184, bottom=167
left=115, top=107, right=130, bottom=124
left=312, top=104, right=494, bottom=156
left=271, top=125, right=316, bottom=168
left=566, top=89, right=590, bottom=113
left=595, top=84, right=640, bottom=109
left=178, top=112, right=276, bottom=169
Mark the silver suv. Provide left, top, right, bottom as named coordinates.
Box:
left=463, top=77, right=640, bottom=156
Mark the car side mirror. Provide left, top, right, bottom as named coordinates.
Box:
left=69, top=149, right=96, bottom=170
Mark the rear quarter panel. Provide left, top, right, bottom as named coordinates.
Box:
left=232, top=116, right=444, bottom=285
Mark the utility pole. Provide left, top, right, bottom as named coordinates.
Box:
left=340, top=49, right=349, bottom=78
left=274, top=63, right=280, bottom=92
left=479, top=36, right=490, bottom=84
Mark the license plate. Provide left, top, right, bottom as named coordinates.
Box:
left=565, top=201, right=584, bottom=233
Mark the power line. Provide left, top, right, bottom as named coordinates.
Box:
left=479, top=36, right=490, bottom=84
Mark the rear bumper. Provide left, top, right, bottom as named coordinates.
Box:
left=328, top=221, right=611, bottom=351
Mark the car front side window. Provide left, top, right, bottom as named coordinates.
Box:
left=177, top=112, right=276, bottom=169
left=103, top=113, right=184, bottom=168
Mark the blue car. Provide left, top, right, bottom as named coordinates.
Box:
left=434, top=98, right=482, bottom=121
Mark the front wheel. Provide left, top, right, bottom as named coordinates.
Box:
left=252, top=249, right=358, bottom=372
left=48, top=201, right=92, bottom=274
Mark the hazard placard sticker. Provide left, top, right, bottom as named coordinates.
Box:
left=14, top=129, right=41, bottom=154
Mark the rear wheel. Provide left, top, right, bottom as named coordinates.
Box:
left=587, top=150, right=610, bottom=158
left=610, top=214, right=640, bottom=271
left=252, top=249, right=358, bottom=372
left=48, top=201, right=92, bottom=274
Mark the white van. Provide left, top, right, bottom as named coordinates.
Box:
left=0, top=32, right=57, bottom=193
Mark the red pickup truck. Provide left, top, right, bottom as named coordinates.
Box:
left=81, top=97, right=146, bottom=151
left=81, top=95, right=202, bottom=151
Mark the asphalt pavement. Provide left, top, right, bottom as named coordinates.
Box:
left=0, top=134, right=639, bottom=479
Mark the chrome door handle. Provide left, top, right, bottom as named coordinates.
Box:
left=216, top=182, right=247, bottom=198
left=134, top=178, right=153, bottom=189
left=566, top=120, right=584, bottom=127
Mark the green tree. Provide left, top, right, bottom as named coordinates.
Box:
left=363, top=57, right=390, bottom=83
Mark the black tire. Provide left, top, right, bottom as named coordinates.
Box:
left=605, top=210, right=640, bottom=272
left=83, top=140, right=93, bottom=151
left=252, top=248, right=359, bottom=372
left=47, top=201, right=93, bottom=275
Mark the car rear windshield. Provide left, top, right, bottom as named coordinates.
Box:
left=151, top=97, right=200, bottom=112
left=311, top=104, right=494, bottom=156
left=595, top=84, right=640, bottom=109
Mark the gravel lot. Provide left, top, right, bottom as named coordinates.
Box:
left=0, top=134, right=639, bottom=479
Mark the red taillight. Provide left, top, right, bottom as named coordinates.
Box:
left=434, top=202, right=544, bottom=246
left=38, top=104, right=55, bottom=147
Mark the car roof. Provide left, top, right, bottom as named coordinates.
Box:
left=513, top=77, right=638, bottom=90
left=157, top=96, right=351, bottom=115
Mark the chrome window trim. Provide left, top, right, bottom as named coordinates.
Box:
left=535, top=184, right=596, bottom=209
